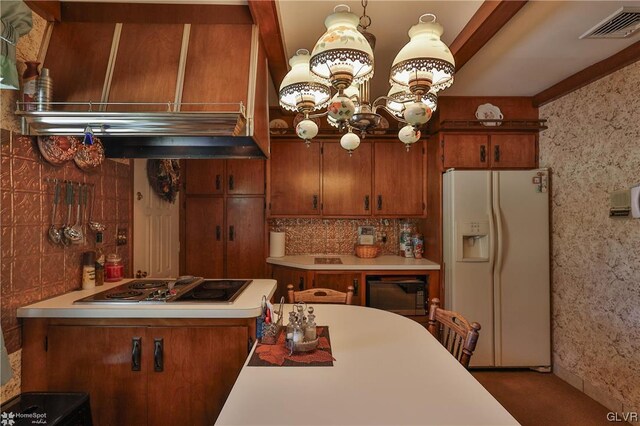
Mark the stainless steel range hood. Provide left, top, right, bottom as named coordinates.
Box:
left=20, top=21, right=270, bottom=159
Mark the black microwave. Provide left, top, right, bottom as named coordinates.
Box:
left=366, top=276, right=428, bottom=316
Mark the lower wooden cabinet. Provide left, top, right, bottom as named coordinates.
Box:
left=313, top=271, right=362, bottom=306
left=270, top=265, right=440, bottom=318
left=23, top=318, right=254, bottom=426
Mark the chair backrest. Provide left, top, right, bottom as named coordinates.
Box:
left=287, top=284, right=354, bottom=305
left=427, top=298, right=481, bottom=368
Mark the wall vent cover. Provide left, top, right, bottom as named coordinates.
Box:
left=580, top=7, right=640, bottom=39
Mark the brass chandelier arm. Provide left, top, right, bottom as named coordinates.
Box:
left=308, top=110, right=329, bottom=119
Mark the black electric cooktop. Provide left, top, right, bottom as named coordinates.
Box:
left=74, top=277, right=252, bottom=304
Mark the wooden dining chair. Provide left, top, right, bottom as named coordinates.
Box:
left=427, top=298, right=481, bottom=368
left=287, top=284, right=354, bottom=305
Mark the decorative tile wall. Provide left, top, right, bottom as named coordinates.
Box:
left=0, top=132, right=133, bottom=358
left=539, top=61, right=640, bottom=411
left=268, top=218, right=423, bottom=256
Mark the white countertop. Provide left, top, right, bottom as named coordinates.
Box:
left=17, top=279, right=276, bottom=319
left=267, top=255, right=440, bottom=270
left=216, top=304, right=517, bottom=426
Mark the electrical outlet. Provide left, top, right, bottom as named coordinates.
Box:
left=116, top=228, right=128, bottom=246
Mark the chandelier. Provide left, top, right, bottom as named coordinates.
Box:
left=278, top=2, right=455, bottom=154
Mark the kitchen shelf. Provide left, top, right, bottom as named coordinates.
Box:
left=15, top=101, right=247, bottom=137
left=435, top=119, right=548, bottom=132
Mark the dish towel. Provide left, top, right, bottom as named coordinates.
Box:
left=0, top=325, right=12, bottom=385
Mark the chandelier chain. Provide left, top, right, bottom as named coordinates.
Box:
left=358, top=0, right=371, bottom=31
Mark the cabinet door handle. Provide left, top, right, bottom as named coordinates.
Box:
left=480, top=145, right=486, bottom=163
left=131, top=337, right=141, bottom=371
left=312, top=195, right=318, bottom=210
left=216, top=225, right=221, bottom=241
left=298, top=277, right=304, bottom=291
left=377, top=195, right=383, bottom=211
left=494, top=145, right=500, bottom=162
left=154, top=338, right=164, bottom=372
left=215, top=175, right=221, bottom=190
left=353, top=278, right=359, bottom=295
left=229, top=226, right=235, bottom=241
left=364, top=195, right=370, bottom=211
left=228, top=175, right=234, bottom=190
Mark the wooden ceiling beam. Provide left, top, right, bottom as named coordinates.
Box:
left=450, top=0, right=528, bottom=72
left=248, top=0, right=288, bottom=88
left=58, top=3, right=253, bottom=25
left=533, top=41, right=640, bottom=107
left=24, top=1, right=61, bottom=22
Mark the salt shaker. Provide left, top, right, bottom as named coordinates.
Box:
left=305, top=307, right=317, bottom=341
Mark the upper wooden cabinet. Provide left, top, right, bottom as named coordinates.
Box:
left=185, top=160, right=264, bottom=195
left=322, top=142, right=372, bottom=216
left=373, top=141, right=426, bottom=216
left=269, top=139, right=426, bottom=217
left=269, top=141, right=321, bottom=216
left=441, top=133, right=537, bottom=170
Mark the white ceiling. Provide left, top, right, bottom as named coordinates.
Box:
left=275, top=0, right=640, bottom=98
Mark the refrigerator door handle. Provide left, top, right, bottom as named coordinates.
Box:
left=487, top=173, right=495, bottom=273
left=492, top=172, right=504, bottom=365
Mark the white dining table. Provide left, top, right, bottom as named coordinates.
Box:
left=216, top=305, right=519, bottom=425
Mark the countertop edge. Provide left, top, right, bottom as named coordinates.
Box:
left=17, top=279, right=277, bottom=319
left=266, top=255, right=441, bottom=270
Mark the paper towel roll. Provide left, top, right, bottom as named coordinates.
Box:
left=269, top=232, right=285, bottom=257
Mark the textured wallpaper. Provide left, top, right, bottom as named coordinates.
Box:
left=539, top=61, right=640, bottom=411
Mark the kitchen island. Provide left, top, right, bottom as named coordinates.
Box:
left=217, top=304, right=518, bottom=425
left=17, top=279, right=277, bottom=426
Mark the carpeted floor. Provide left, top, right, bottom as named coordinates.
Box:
left=472, top=370, right=627, bottom=426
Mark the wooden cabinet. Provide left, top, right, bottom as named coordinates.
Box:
left=313, top=271, right=362, bottom=306
left=373, top=141, right=425, bottom=216
left=270, top=265, right=439, bottom=312
left=185, top=160, right=264, bottom=195
left=270, top=264, right=310, bottom=303
left=490, top=134, right=537, bottom=169
left=268, top=138, right=426, bottom=217
left=322, top=142, right=372, bottom=216
left=24, top=319, right=253, bottom=426
left=269, top=141, right=321, bottom=216
left=185, top=197, right=224, bottom=277
left=441, top=133, right=537, bottom=169
left=227, top=198, right=265, bottom=278
left=182, top=160, right=266, bottom=278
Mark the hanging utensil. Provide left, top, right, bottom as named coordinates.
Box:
left=64, top=183, right=82, bottom=244
left=88, top=184, right=105, bottom=232
left=47, top=180, right=62, bottom=245
left=62, top=182, right=75, bottom=245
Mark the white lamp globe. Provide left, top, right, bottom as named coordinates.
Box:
left=310, top=5, right=374, bottom=89
left=296, top=119, right=319, bottom=142
left=389, top=14, right=455, bottom=92
left=279, top=49, right=331, bottom=112
left=403, top=102, right=432, bottom=126
left=387, top=84, right=438, bottom=117
left=398, top=125, right=421, bottom=146
left=340, top=131, right=361, bottom=153
left=327, top=94, right=356, bottom=123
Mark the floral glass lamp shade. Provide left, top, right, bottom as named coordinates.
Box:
left=310, top=5, right=374, bottom=91
left=386, top=84, right=438, bottom=117
left=279, top=49, right=331, bottom=113
left=389, top=14, right=455, bottom=96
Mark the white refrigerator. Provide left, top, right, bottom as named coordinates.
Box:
left=443, top=169, right=551, bottom=369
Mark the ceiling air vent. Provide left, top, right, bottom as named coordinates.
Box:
left=580, top=7, right=640, bottom=39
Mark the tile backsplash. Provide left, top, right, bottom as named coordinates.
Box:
left=268, top=218, right=424, bottom=256
left=0, top=131, right=132, bottom=354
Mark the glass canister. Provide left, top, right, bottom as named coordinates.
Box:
left=399, top=220, right=416, bottom=257
left=412, top=233, right=424, bottom=259
left=105, top=253, right=124, bottom=282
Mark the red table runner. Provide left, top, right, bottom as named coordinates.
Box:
left=248, top=326, right=334, bottom=367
